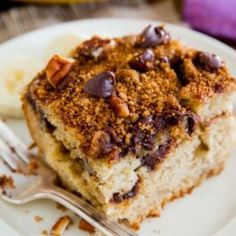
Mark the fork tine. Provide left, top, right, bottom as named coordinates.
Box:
left=0, top=138, right=23, bottom=171
left=0, top=120, right=30, bottom=163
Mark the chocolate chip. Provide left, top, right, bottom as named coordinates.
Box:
left=132, top=116, right=156, bottom=151
left=196, top=51, right=223, bottom=70
left=131, top=110, right=184, bottom=152
left=160, top=56, right=169, bottom=63
left=39, top=112, right=56, bottom=133
left=153, top=109, right=182, bottom=130
left=111, top=179, right=139, bottom=203
left=84, top=71, right=115, bottom=98
left=171, top=59, right=189, bottom=86
left=140, top=115, right=153, bottom=125
left=26, top=93, right=36, bottom=111
left=136, top=25, right=171, bottom=48
left=214, top=83, right=224, bottom=93
left=185, top=113, right=199, bottom=135
left=141, top=139, right=172, bottom=170
left=106, top=127, right=123, bottom=145
left=128, top=49, right=155, bottom=72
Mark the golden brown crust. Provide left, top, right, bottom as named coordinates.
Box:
left=23, top=26, right=236, bottom=161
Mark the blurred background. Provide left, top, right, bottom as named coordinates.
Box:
left=0, top=0, right=236, bottom=48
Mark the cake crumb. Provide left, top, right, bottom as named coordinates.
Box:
left=41, top=230, right=48, bottom=236
left=79, top=219, right=95, bottom=234
left=0, top=175, right=15, bottom=189
left=28, top=159, right=38, bottom=175
left=34, top=215, right=43, bottom=223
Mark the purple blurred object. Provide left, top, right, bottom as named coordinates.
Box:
left=183, top=0, right=236, bottom=40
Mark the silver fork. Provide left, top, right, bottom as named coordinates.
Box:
left=0, top=120, right=136, bottom=236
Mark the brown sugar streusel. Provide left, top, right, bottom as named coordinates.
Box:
left=26, top=24, right=236, bottom=167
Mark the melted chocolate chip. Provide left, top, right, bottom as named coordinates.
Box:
left=153, top=109, right=183, bottom=130
left=141, top=139, right=172, bottom=170
left=128, top=49, right=155, bottom=72
left=132, top=115, right=156, bottom=151
left=160, top=56, right=169, bottom=63
left=106, top=127, right=123, bottom=145
left=136, top=25, right=171, bottom=48
left=84, top=71, right=115, bottom=98
left=111, top=179, right=140, bottom=203
left=185, top=114, right=199, bottom=135
left=39, top=112, right=56, bottom=133
left=133, top=129, right=156, bottom=151
left=214, top=83, right=224, bottom=93
left=131, top=110, right=184, bottom=152
left=196, top=51, right=223, bottom=70
left=171, top=59, right=189, bottom=86
left=26, top=93, right=36, bottom=111
left=130, top=109, right=199, bottom=155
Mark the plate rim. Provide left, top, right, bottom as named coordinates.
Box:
left=1, top=17, right=235, bottom=56
left=0, top=17, right=236, bottom=236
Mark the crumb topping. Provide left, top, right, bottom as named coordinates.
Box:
left=25, top=25, right=236, bottom=162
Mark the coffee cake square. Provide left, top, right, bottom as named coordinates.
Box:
left=22, top=25, right=236, bottom=228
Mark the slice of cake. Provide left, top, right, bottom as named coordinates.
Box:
left=22, top=25, right=236, bottom=229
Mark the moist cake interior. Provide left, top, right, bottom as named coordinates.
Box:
left=22, top=25, right=236, bottom=228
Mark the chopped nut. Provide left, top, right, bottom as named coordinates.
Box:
left=131, top=113, right=139, bottom=123
left=77, top=37, right=115, bottom=60
left=50, top=215, right=72, bottom=236
left=89, top=130, right=112, bottom=156
left=142, top=110, right=151, bottom=117
left=110, top=95, right=130, bottom=118
left=45, top=55, right=75, bottom=88
left=79, top=219, right=95, bottom=234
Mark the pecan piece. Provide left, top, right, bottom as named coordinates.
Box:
left=78, top=36, right=116, bottom=60
left=110, top=95, right=130, bottom=118
left=45, top=55, right=75, bottom=88
left=89, top=130, right=112, bottom=157
left=50, top=215, right=72, bottom=236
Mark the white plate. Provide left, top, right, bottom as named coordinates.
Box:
left=0, top=18, right=236, bottom=236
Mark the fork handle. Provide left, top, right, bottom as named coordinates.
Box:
left=42, top=186, right=136, bottom=236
